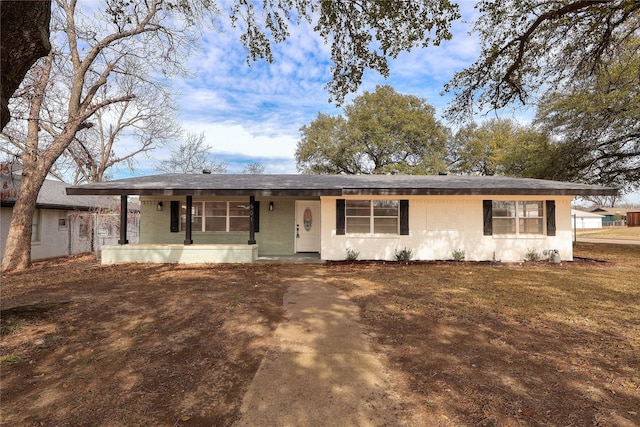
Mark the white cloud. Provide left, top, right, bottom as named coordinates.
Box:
left=180, top=122, right=299, bottom=159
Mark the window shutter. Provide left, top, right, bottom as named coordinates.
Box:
left=400, top=200, right=409, bottom=235
left=546, top=200, right=556, bottom=236
left=254, top=201, right=260, bottom=233
left=170, top=201, right=179, bottom=232
left=483, top=200, right=493, bottom=236
left=336, top=199, right=345, bottom=235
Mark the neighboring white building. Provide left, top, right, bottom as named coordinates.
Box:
left=66, top=174, right=617, bottom=264
left=1, top=171, right=126, bottom=262
left=571, top=209, right=604, bottom=229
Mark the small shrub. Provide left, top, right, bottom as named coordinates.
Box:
left=394, top=247, right=413, bottom=262
left=451, top=249, right=465, bottom=262
left=0, top=319, right=20, bottom=336
left=524, top=248, right=541, bottom=262
left=0, top=354, right=22, bottom=365
left=345, top=247, right=360, bottom=261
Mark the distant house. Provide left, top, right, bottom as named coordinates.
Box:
left=571, top=209, right=603, bottom=229
left=1, top=171, right=127, bottom=262
left=67, top=174, right=616, bottom=264
left=589, top=207, right=631, bottom=226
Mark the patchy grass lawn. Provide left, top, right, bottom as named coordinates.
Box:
left=327, top=243, right=640, bottom=426
left=1, top=243, right=639, bottom=426
left=1, top=258, right=286, bottom=426
left=577, top=225, right=640, bottom=239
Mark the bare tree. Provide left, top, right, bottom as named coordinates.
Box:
left=0, top=0, right=211, bottom=271
left=156, top=132, right=226, bottom=174
left=242, top=162, right=265, bottom=174
left=63, top=84, right=181, bottom=184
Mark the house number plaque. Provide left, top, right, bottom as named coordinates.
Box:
left=303, top=208, right=312, bottom=231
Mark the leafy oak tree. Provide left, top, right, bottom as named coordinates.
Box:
left=531, top=39, right=640, bottom=193
left=445, top=0, right=640, bottom=120
left=2, top=0, right=460, bottom=271
left=449, top=118, right=547, bottom=176
left=296, top=85, right=450, bottom=175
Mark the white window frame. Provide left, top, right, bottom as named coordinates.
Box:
left=31, top=209, right=41, bottom=243
left=345, top=200, right=399, bottom=235
left=492, top=200, right=544, bottom=235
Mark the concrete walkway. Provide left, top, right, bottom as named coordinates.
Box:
left=234, top=273, right=421, bottom=427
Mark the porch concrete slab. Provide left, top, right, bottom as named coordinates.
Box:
left=256, top=253, right=323, bottom=263
left=234, top=277, right=423, bottom=426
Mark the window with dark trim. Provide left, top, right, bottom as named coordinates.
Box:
left=491, top=200, right=544, bottom=235
left=345, top=200, right=399, bottom=234
left=180, top=201, right=250, bottom=232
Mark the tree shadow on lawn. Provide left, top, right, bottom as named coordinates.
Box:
left=1, top=260, right=286, bottom=426
left=329, top=263, right=640, bottom=427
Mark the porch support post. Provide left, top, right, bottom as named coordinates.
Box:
left=118, top=195, right=129, bottom=245
left=184, top=195, right=193, bottom=245
left=248, top=195, right=256, bottom=245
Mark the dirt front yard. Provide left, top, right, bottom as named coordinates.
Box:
left=1, top=243, right=639, bottom=426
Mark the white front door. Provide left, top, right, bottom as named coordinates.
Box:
left=295, top=200, right=321, bottom=253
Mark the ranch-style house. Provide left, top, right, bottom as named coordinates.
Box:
left=66, top=173, right=617, bottom=264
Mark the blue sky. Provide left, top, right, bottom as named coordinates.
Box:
left=117, top=3, right=637, bottom=203
left=138, top=2, right=488, bottom=174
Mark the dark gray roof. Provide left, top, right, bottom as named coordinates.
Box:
left=66, top=173, right=617, bottom=197
left=2, top=174, right=118, bottom=210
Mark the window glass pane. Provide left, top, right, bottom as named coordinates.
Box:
left=192, top=202, right=203, bottom=217
left=493, top=218, right=516, bottom=234
left=229, top=217, right=250, bottom=231
left=520, top=218, right=543, bottom=234
left=205, top=201, right=227, bottom=217
left=192, top=217, right=203, bottom=232
left=31, top=211, right=40, bottom=242
left=346, top=200, right=371, bottom=216
left=518, top=201, right=543, bottom=218
left=373, top=200, right=398, bottom=216
left=346, top=217, right=370, bottom=233
left=205, top=217, right=226, bottom=232
left=229, top=202, right=250, bottom=217
left=374, top=217, right=398, bottom=234
left=492, top=201, right=515, bottom=217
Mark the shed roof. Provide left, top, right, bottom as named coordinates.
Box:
left=66, top=173, right=618, bottom=197
left=571, top=209, right=604, bottom=218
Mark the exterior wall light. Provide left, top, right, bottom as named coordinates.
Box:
left=157, top=201, right=163, bottom=211
left=269, top=201, right=274, bottom=211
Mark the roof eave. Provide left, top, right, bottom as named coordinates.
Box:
left=66, top=188, right=344, bottom=197
left=342, top=188, right=619, bottom=196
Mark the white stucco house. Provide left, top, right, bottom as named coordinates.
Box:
left=66, top=174, right=617, bottom=264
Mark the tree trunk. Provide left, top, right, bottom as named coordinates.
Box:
left=0, top=0, right=51, bottom=130
left=1, top=170, right=47, bottom=271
